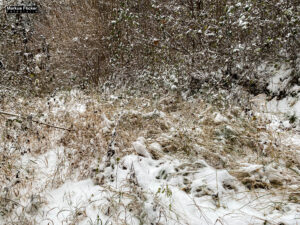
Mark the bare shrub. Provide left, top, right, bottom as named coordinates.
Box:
left=0, top=0, right=108, bottom=95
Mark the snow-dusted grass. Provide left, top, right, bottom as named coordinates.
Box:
left=0, top=90, right=299, bottom=225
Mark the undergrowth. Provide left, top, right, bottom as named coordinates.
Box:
left=0, top=89, right=299, bottom=224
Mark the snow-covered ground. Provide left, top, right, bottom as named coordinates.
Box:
left=249, top=63, right=300, bottom=134
left=0, top=90, right=299, bottom=225
left=34, top=154, right=299, bottom=225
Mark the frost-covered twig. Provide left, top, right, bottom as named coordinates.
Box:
left=0, top=110, right=74, bottom=131
left=106, top=112, right=125, bottom=159
left=1, top=197, right=25, bottom=208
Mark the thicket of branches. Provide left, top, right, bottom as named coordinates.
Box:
left=100, top=0, right=300, bottom=95
left=1, top=0, right=106, bottom=95
left=0, top=0, right=299, bottom=96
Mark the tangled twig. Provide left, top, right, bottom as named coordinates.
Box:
left=0, top=110, right=74, bottom=132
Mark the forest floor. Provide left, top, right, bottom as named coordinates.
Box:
left=0, top=89, right=299, bottom=225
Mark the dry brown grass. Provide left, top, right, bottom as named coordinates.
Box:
left=0, top=90, right=299, bottom=224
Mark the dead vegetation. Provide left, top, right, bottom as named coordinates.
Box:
left=0, top=90, right=299, bottom=224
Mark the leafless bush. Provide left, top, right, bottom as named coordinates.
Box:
left=98, top=0, right=300, bottom=95
left=0, top=0, right=108, bottom=95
